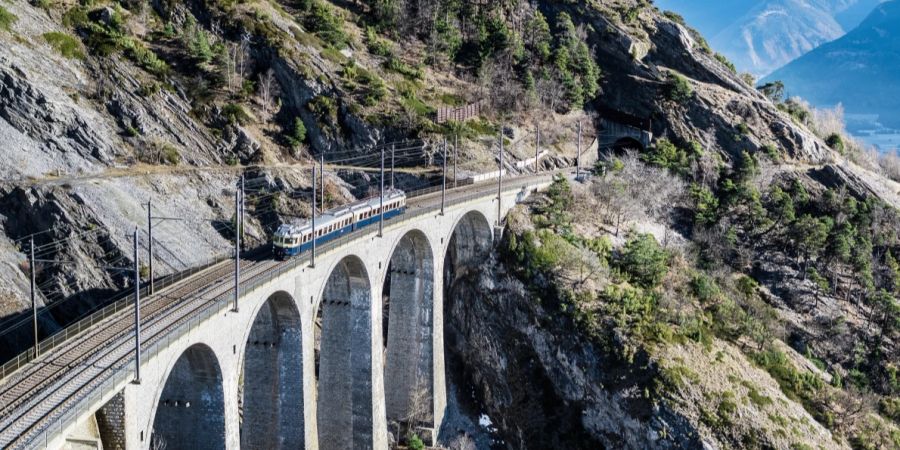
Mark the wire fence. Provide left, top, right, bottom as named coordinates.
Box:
left=0, top=171, right=554, bottom=383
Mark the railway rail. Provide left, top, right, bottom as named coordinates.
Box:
left=0, top=171, right=560, bottom=449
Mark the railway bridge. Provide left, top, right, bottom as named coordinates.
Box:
left=0, top=173, right=555, bottom=450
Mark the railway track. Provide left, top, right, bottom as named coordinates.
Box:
left=0, top=171, right=559, bottom=448
left=0, top=257, right=276, bottom=448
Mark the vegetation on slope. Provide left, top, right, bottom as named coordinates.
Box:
left=502, top=154, right=900, bottom=447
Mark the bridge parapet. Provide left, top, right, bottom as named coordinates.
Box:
left=12, top=173, right=556, bottom=450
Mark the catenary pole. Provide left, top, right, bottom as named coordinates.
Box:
left=233, top=179, right=241, bottom=312
left=576, top=120, right=582, bottom=179
left=390, top=144, right=395, bottom=190
left=30, top=237, right=38, bottom=358
left=147, top=199, right=153, bottom=295
left=379, top=145, right=385, bottom=237
left=311, top=165, right=317, bottom=268
left=320, top=155, right=325, bottom=213
left=454, top=133, right=459, bottom=187
left=133, top=228, right=141, bottom=383
left=497, top=124, right=504, bottom=226
left=535, top=123, right=540, bottom=173
left=441, top=139, right=447, bottom=215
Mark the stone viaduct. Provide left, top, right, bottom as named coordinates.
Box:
left=20, top=176, right=554, bottom=450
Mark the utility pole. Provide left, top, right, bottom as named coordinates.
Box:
left=233, top=178, right=241, bottom=313
left=497, top=125, right=504, bottom=226
left=390, top=144, right=395, bottom=190
left=576, top=120, right=582, bottom=180
left=320, top=156, right=325, bottom=214
left=29, top=237, right=38, bottom=358
left=311, top=165, right=317, bottom=268
left=133, top=228, right=141, bottom=384
left=454, top=133, right=459, bottom=188
left=535, top=123, right=541, bottom=174
left=147, top=199, right=153, bottom=295
left=379, top=145, right=385, bottom=237
left=441, top=139, right=447, bottom=215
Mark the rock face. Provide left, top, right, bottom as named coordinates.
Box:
left=546, top=1, right=832, bottom=165
left=443, top=259, right=704, bottom=449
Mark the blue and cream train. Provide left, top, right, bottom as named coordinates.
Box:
left=272, top=189, right=407, bottom=259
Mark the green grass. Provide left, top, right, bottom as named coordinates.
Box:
left=320, top=45, right=346, bottom=64
left=746, top=383, right=773, bottom=407
left=43, top=32, right=85, bottom=59
left=400, top=93, right=433, bottom=118
left=0, top=6, right=17, bottom=32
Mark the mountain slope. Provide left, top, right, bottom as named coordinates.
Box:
left=766, top=0, right=900, bottom=128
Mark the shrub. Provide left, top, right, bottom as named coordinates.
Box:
left=308, top=95, right=338, bottom=121
left=364, top=27, right=392, bottom=57
left=0, top=6, right=17, bottom=32
left=305, top=1, right=348, bottom=47
left=690, top=184, right=720, bottom=226
left=62, top=6, right=89, bottom=29
left=826, top=133, right=845, bottom=153
left=714, top=53, right=736, bottom=74
left=384, top=56, right=424, bottom=80
left=43, top=32, right=85, bottom=59
left=691, top=273, right=721, bottom=303
left=617, top=233, right=669, bottom=288
left=408, top=434, right=424, bottom=450
left=287, top=117, right=306, bottom=147
left=183, top=16, right=215, bottom=64
left=763, top=144, right=780, bottom=161
left=880, top=396, right=900, bottom=422
left=643, top=138, right=690, bottom=173
left=752, top=349, right=825, bottom=404
left=222, top=103, right=251, bottom=125
left=664, top=72, right=692, bottom=103
left=161, top=144, right=180, bottom=165
left=779, top=98, right=810, bottom=124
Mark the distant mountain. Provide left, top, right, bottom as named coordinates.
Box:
left=834, top=0, right=885, bottom=28
left=655, top=0, right=886, bottom=77
left=712, top=0, right=844, bottom=77
left=766, top=0, right=900, bottom=128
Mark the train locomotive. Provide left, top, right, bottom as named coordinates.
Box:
left=272, top=189, right=407, bottom=259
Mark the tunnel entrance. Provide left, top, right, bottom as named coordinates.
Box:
left=316, top=255, right=373, bottom=449
left=240, top=291, right=303, bottom=449
left=381, top=230, right=435, bottom=441
left=150, top=344, right=225, bottom=450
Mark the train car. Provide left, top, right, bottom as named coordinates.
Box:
left=272, top=189, right=407, bottom=259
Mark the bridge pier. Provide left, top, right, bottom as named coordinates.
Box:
left=39, top=180, right=552, bottom=450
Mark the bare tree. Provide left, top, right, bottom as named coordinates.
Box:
left=236, top=32, right=251, bottom=85
left=223, top=43, right=237, bottom=93
left=449, top=433, right=476, bottom=450
left=536, top=76, right=565, bottom=114
left=258, top=69, right=277, bottom=114
left=209, top=20, right=222, bottom=46
left=150, top=434, right=167, bottom=450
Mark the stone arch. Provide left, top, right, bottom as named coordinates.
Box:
left=445, top=210, right=493, bottom=277
left=381, top=230, right=435, bottom=435
left=240, top=290, right=303, bottom=449
left=150, top=343, right=225, bottom=450
left=316, top=255, right=374, bottom=449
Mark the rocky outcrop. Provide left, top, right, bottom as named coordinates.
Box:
left=443, top=257, right=705, bottom=449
